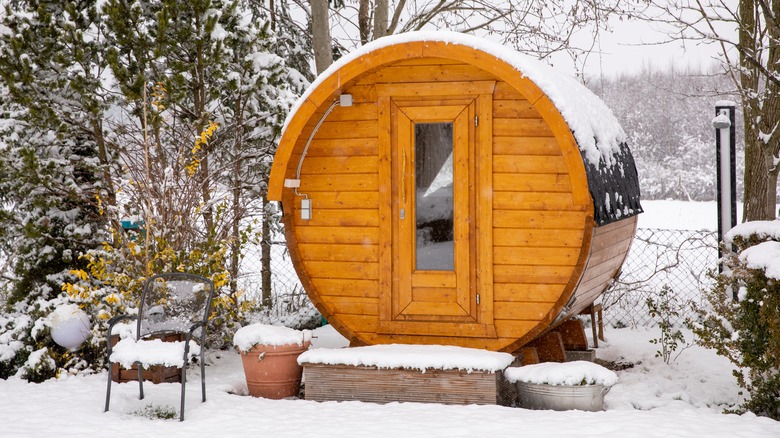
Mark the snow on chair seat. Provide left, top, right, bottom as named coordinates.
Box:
left=109, top=337, right=201, bottom=369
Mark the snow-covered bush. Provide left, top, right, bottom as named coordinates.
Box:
left=0, top=293, right=106, bottom=381
left=694, top=221, right=780, bottom=420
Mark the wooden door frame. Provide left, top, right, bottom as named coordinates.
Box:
left=376, top=81, right=496, bottom=338
left=393, top=101, right=472, bottom=321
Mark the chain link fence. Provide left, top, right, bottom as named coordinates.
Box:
left=238, top=228, right=720, bottom=329
left=602, top=228, right=719, bottom=327
left=237, top=242, right=315, bottom=326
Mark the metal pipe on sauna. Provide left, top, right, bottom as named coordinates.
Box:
left=284, top=94, right=353, bottom=220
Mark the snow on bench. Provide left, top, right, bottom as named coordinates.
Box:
left=298, top=344, right=517, bottom=405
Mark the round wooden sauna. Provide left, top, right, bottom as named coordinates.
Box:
left=267, top=32, right=642, bottom=353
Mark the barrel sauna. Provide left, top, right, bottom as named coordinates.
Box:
left=267, top=32, right=642, bottom=353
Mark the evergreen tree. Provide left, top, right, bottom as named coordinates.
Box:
left=0, top=1, right=112, bottom=379
left=0, top=0, right=113, bottom=303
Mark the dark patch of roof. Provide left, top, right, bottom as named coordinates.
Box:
left=582, top=142, right=643, bottom=226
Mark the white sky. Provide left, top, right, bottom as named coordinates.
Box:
left=553, top=11, right=735, bottom=78
left=580, top=25, right=716, bottom=76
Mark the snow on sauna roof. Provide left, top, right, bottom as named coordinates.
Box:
left=285, top=31, right=643, bottom=225
left=287, top=30, right=624, bottom=169
left=298, top=344, right=514, bottom=373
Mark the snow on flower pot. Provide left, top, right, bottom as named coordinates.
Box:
left=50, top=304, right=92, bottom=351
left=504, top=361, right=618, bottom=412
left=233, top=324, right=312, bottom=399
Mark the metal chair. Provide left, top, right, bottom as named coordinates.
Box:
left=104, top=273, right=214, bottom=421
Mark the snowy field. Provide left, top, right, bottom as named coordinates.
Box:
left=2, top=200, right=779, bottom=437
left=1, top=324, right=779, bottom=437
left=638, top=200, right=742, bottom=230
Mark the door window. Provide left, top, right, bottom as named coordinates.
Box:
left=414, top=122, right=454, bottom=271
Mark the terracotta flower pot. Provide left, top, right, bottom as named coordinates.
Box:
left=239, top=341, right=310, bottom=399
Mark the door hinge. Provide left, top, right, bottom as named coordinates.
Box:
left=475, top=115, right=479, bottom=127
left=476, top=294, right=480, bottom=305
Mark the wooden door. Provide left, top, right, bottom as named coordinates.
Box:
left=377, top=82, right=496, bottom=338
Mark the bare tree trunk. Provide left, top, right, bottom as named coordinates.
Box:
left=229, top=97, right=244, bottom=302
left=741, top=0, right=780, bottom=220
left=743, top=125, right=772, bottom=220
left=761, top=0, right=780, bottom=218
left=358, top=0, right=370, bottom=44
left=740, top=0, right=764, bottom=221
left=91, top=117, right=122, bottom=236
left=269, top=0, right=276, bottom=31
left=373, top=0, right=388, bottom=39
left=261, top=195, right=273, bottom=308
left=311, top=0, right=332, bottom=74
left=193, top=3, right=215, bottom=236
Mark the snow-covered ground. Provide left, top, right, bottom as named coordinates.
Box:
left=638, top=200, right=742, bottom=230
left=639, top=200, right=708, bottom=229
left=2, top=200, right=778, bottom=437
left=1, top=324, right=779, bottom=437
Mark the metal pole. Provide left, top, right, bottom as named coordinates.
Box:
left=713, top=101, right=736, bottom=273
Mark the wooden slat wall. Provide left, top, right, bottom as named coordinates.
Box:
left=290, top=58, right=597, bottom=351
left=491, top=81, right=586, bottom=346
left=293, top=99, right=381, bottom=335
left=564, top=215, right=638, bottom=318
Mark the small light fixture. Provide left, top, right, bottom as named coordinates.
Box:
left=712, top=110, right=731, bottom=129
left=50, top=304, right=92, bottom=351
left=339, top=94, right=353, bottom=107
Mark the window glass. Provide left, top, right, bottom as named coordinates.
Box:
left=414, top=122, right=454, bottom=271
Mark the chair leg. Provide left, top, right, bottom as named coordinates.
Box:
left=138, top=363, right=145, bottom=400
left=179, top=364, right=187, bottom=421
left=200, top=353, right=206, bottom=402
left=105, top=364, right=113, bottom=412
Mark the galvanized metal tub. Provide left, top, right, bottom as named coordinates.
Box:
left=515, top=381, right=609, bottom=411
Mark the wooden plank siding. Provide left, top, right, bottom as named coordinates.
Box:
left=293, top=93, right=384, bottom=325
left=302, top=363, right=505, bottom=405
left=562, top=216, right=638, bottom=318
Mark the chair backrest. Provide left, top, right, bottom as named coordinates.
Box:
left=137, top=273, right=215, bottom=340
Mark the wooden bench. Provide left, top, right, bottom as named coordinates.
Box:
left=299, top=344, right=516, bottom=406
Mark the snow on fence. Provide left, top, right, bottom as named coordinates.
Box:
left=238, top=228, right=719, bottom=329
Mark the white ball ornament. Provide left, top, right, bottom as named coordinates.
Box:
left=50, top=304, right=92, bottom=350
